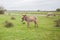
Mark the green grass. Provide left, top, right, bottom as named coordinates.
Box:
left=0, top=12, right=60, bottom=40
left=6, top=11, right=60, bottom=14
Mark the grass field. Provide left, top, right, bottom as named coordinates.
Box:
left=0, top=11, right=60, bottom=40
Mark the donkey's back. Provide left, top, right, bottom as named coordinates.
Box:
left=27, top=16, right=37, bottom=22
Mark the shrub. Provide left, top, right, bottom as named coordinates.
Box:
left=4, top=21, right=13, bottom=28
left=11, top=16, right=15, bottom=20
left=54, top=19, right=60, bottom=27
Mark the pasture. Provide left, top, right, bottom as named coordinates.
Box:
left=0, top=11, right=60, bottom=40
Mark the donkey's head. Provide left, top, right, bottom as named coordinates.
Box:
left=21, top=15, right=27, bottom=22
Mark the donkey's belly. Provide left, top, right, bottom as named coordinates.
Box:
left=27, top=19, right=35, bottom=22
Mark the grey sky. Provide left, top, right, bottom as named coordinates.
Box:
left=0, top=0, right=60, bottom=11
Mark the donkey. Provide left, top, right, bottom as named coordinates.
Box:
left=21, top=15, right=38, bottom=28
left=46, top=12, right=56, bottom=18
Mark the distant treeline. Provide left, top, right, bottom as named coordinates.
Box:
left=6, top=10, right=60, bottom=12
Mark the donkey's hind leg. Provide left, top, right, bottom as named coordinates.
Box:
left=34, top=21, right=38, bottom=28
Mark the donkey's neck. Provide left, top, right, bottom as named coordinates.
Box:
left=25, top=16, right=28, bottom=21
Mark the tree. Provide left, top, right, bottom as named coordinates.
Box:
left=37, top=10, right=40, bottom=12
left=0, top=6, right=6, bottom=14
left=56, top=8, right=60, bottom=11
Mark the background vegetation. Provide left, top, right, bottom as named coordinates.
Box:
left=0, top=11, right=60, bottom=40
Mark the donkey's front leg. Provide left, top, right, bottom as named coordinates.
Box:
left=27, top=22, right=29, bottom=28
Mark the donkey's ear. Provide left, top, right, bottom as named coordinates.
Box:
left=22, top=15, right=24, bottom=16
left=24, top=15, right=26, bottom=16
left=22, top=15, right=26, bottom=16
